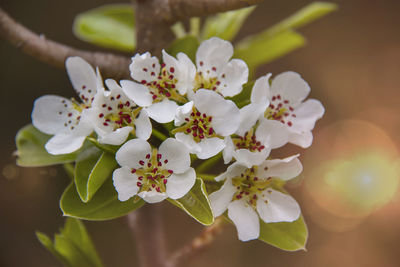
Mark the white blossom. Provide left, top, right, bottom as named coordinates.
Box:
left=186, top=37, right=249, bottom=99
left=174, top=89, right=240, bottom=159
left=210, top=155, right=303, bottom=241
left=121, top=51, right=195, bottom=123
left=242, top=72, right=325, bottom=149
left=113, top=138, right=196, bottom=203
left=31, top=57, right=102, bottom=154
left=88, top=79, right=151, bottom=145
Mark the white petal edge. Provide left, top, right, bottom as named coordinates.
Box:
left=166, top=168, right=196, bottom=199
left=113, top=167, right=139, bottom=201
left=66, top=57, right=97, bottom=99
left=228, top=199, right=260, bottom=242
left=45, top=133, right=86, bottom=155
left=217, top=59, right=249, bottom=97
left=120, top=80, right=153, bottom=107
left=115, top=139, right=151, bottom=168
left=270, top=71, right=310, bottom=105
left=209, top=178, right=236, bottom=217
left=135, top=110, right=152, bottom=140
left=98, top=126, right=133, bottom=145
left=145, top=99, right=178, bottom=123
left=159, top=138, right=190, bottom=173
left=196, top=137, right=225, bottom=159
left=138, top=190, right=168, bottom=203
left=258, top=155, right=303, bottom=181
left=251, top=74, right=272, bottom=105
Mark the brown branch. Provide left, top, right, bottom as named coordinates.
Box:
left=0, top=7, right=131, bottom=79
left=127, top=204, right=169, bottom=267
left=168, top=218, right=226, bottom=267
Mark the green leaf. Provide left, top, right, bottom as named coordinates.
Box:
left=234, top=30, right=305, bottom=73
left=258, top=216, right=308, bottom=251
left=202, top=6, right=256, bottom=41
left=168, top=178, right=214, bottom=225
left=75, top=147, right=117, bottom=202
left=234, top=2, right=337, bottom=72
left=15, top=124, right=79, bottom=167
left=36, top=218, right=103, bottom=267
left=229, top=81, right=255, bottom=108
left=60, top=178, right=144, bottom=221
left=266, top=2, right=337, bottom=35
left=167, top=35, right=199, bottom=63
left=73, top=4, right=135, bottom=52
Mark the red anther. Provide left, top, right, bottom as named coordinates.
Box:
left=277, top=95, right=281, bottom=100
left=77, top=116, right=81, bottom=120
left=117, top=94, right=121, bottom=99
left=152, top=183, right=156, bottom=188
left=108, top=107, right=112, bottom=111
left=151, top=72, right=155, bottom=76
left=185, top=118, right=189, bottom=122
left=164, top=159, right=168, bottom=164
left=193, top=119, right=198, bottom=124
left=156, top=187, right=161, bottom=192
left=199, top=134, right=204, bottom=139
left=216, top=81, right=221, bottom=85
left=131, top=169, right=136, bottom=173
left=191, top=112, right=195, bottom=116
left=245, top=191, right=250, bottom=195
left=192, top=133, right=197, bottom=137
left=160, top=175, right=165, bottom=178
left=270, top=104, right=275, bottom=109
left=147, top=162, right=152, bottom=167
left=165, top=92, right=171, bottom=97
left=199, top=61, right=204, bottom=66
left=141, top=80, right=147, bottom=84
left=171, top=84, right=176, bottom=88
left=196, top=111, right=201, bottom=116
left=139, top=160, right=145, bottom=165
left=198, top=128, right=203, bottom=134
left=163, top=179, right=167, bottom=184
left=158, top=162, right=162, bottom=166
left=284, top=100, right=289, bottom=104
left=236, top=195, right=242, bottom=199
left=212, top=67, right=217, bottom=71
left=287, top=121, right=293, bottom=126
left=137, top=182, right=142, bottom=187
left=152, top=168, right=158, bottom=173
left=143, top=68, right=148, bottom=72
left=146, top=154, right=151, bottom=159
left=202, top=113, right=206, bottom=118
left=119, top=111, right=123, bottom=115
left=289, top=107, right=294, bottom=111
left=152, top=63, right=156, bottom=68
left=102, top=104, right=107, bottom=108
left=208, top=117, right=212, bottom=122
left=272, top=96, right=276, bottom=101
left=259, top=145, right=265, bottom=150
left=103, top=122, right=108, bottom=126
left=82, top=85, right=86, bottom=89
left=169, top=75, right=174, bottom=80
left=212, top=87, right=216, bottom=91
left=68, top=113, right=72, bottom=117
left=186, top=128, right=192, bottom=133
left=99, top=113, right=104, bottom=118
left=161, top=63, right=166, bottom=68
left=168, top=169, right=173, bottom=174
left=254, top=177, right=258, bottom=181
left=191, top=125, right=198, bottom=130
left=221, top=74, right=225, bottom=78
left=118, top=104, right=124, bottom=109
left=253, top=194, right=257, bottom=200
left=138, top=176, right=143, bottom=180
left=256, top=141, right=261, bottom=146
left=152, top=95, right=157, bottom=100
left=284, top=113, right=289, bottom=117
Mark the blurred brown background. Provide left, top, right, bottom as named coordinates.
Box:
left=1, top=0, right=400, bottom=266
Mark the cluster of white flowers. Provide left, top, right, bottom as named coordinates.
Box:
left=31, top=37, right=324, bottom=242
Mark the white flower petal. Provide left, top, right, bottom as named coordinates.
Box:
left=209, top=178, right=236, bottom=217
left=233, top=149, right=270, bottom=168
left=66, top=57, right=98, bottom=103
left=257, top=189, right=301, bottom=223
left=236, top=103, right=265, bottom=136
left=258, top=155, right=303, bottom=181
left=166, top=168, right=196, bottom=199
left=120, top=80, right=153, bottom=107
left=196, top=37, right=233, bottom=78
left=196, top=137, right=225, bottom=159
left=45, top=133, right=86, bottom=155
left=291, top=99, right=325, bottom=132
left=98, top=126, right=133, bottom=145
left=115, top=139, right=151, bottom=168
left=135, top=110, right=152, bottom=140
left=32, top=95, right=77, bottom=135
left=175, top=132, right=201, bottom=155
left=228, top=199, right=260, bottom=241
left=130, top=52, right=159, bottom=83
left=271, top=71, right=310, bottom=105
left=113, top=167, right=139, bottom=201
left=222, top=136, right=235, bottom=164
left=288, top=131, right=313, bottom=148
left=174, top=101, right=193, bottom=126
left=217, top=59, right=248, bottom=97
left=175, top=52, right=196, bottom=95
left=215, top=162, right=247, bottom=182
left=250, top=74, right=272, bottom=105
left=257, top=119, right=289, bottom=149
left=138, top=190, right=168, bottom=203
left=194, top=90, right=240, bottom=136
left=159, top=138, right=190, bottom=173
left=145, top=99, right=178, bottom=123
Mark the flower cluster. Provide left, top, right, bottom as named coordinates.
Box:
left=31, top=37, right=324, bottom=242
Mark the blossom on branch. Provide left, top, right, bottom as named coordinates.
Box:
left=210, top=155, right=303, bottom=241
left=113, top=138, right=196, bottom=203
left=32, top=57, right=102, bottom=154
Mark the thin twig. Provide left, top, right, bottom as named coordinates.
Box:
left=0, top=7, right=131, bottom=79
left=127, top=204, right=169, bottom=267
left=168, top=217, right=226, bottom=266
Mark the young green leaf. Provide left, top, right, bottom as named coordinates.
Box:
left=166, top=35, right=200, bottom=63
left=73, top=4, right=135, bottom=52
left=75, top=147, right=117, bottom=202
left=60, top=178, right=144, bottom=221
left=258, top=216, right=308, bottom=251
left=15, top=124, right=79, bottom=167
left=36, top=218, right=103, bottom=267
left=168, top=178, right=214, bottom=225
left=234, top=30, right=305, bottom=74
left=202, top=6, right=256, bottom=41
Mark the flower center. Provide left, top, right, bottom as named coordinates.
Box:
left=231, top=128, right=265, bottom=152
left=141, top=64, right=187, bottom=103
left=264, top=94, right=296, bottom=127
left=231, top=166, right=273, bottom=208
left=132, top=148, right=174, bottom=194
left=173, top=107, right=221, bottom=143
